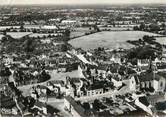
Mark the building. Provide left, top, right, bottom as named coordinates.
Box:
left=123, top=75, right=139, bottom=92
left=33, top=101, right=47, bottom=115
left=64, top=96, right=93, bottom=117
left=139, top=72, right=166, bottom=92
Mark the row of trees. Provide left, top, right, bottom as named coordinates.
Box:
left=133, top=23, right=165, bottom=34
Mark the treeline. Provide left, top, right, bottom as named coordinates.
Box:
left=133, top=23, right=166, bottom=35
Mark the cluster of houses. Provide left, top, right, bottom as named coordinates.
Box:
left=63, top=47, right=166, bottom=117
left=1, top=36, right=166, bottom=117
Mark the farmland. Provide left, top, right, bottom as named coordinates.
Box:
left=156, top=37, right=166, bottom=45
left=7, top=32, right=32, bottom=39
left=69, top=31, right=160, bottom=50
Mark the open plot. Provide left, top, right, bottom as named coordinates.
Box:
left=7, top=32, right=32, bottom=39
left=69, top=31, right=160, bottom=50
left=156, top=37, right=166, bottom=45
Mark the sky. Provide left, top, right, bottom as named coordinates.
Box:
left=1, top=0, right=166, bottom=5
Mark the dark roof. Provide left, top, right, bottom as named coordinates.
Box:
left=155, top=101, right=166, bottom=111
left=34, top=101, right=46, bottom=108
left=46, top=105, right=59, bottom=114
left=49, top=80, right=65, bottom=87
left=69, top=78, right=86, bottom=83
left=0, top=95, right=16, bottom=109
left=87, top=80, right=110, bottom=90
left=139, top=72, right=161, bottom=82
left=134, top=76, right=139, bottom=85
left=118, top=110, right=149, bottom=117
left=157, top=63, right=166, bottom=69
left=112, top=75, right=121, bottom=81
left=138, top=96, right=150, bottom=107
left=138, top=59, right=149, bottom=64
left=97, top=64, right=109, bottom=71
left=140, top=66, right=150, bottom=71
left=17, top=101, right=26, bottom=110
left=158, top=72, right=166, bottom=79
left=37, top=85, right=48, bottom=89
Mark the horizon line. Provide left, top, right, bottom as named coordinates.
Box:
left=0, top=3, right=166, bottom=6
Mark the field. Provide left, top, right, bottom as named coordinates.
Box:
left=156, top=37, right=166, bottom=45
left=69, top=31, right=160, bottom=50
left=7, top=32, right=32, bottom=39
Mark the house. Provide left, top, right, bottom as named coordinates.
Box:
left=61, top=20, right=78, bottom=28
left=123, top=75, right=139, bottom=92
left=137, top=59, right=150, bottom=72
left=139, top=72, right=166, bottom=92
left=111, top=75, right=123, bottom=88
left=36, top=85, right=48, bottom=96
left=66, top=77, right=85, bottom=97
left=86, top=83, right=104, bottom=96
left=47, top=80, right=65, bottom=92
left=135, top=96, right=153, bottom=116
left=47, top=82, right=61, bottom=95
left=86, top=80, right=113, bottom=97
left=64, top=96, right=92, bottom=117
left=33, top=101, right=47, bottom=115
left=110, top=54, right=122, bottom=64
left=0, top=94, right=16, bottom=109
left=147, top=93, right=166, bottom=106
left=156, top=62, right=166, bottom=72
left=2, top=56, right=13, bottom=65
left=41, top=25, right=58, bottom=30
left=97, top=63, right=109, bottom=75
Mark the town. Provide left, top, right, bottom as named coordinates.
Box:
left=0, top=3, right=166, bottom=117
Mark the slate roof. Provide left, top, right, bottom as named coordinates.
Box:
left=86, top=80, right=110, bottom=90
left=48, top=80, right=65, bottom=87
left=138, top=96, right=150, bottom=107
left=0, top=95, right=16, bottom=109
left=34, top=101, right=46, bottom=108
left=134, top=76, right=140, bottom=85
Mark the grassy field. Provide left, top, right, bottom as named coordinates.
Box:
left=69, top=31, right=160, bottom=50
left=156, top=37, right=166, bottom=45
left=7, top=32, right=32, bottom=39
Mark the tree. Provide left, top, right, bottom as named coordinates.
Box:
left=1, top=36, right=7, bottom=43
left=139, top=23, right=145, bottom=31
left=23, top=38, right=35, bottom=52
left=93, top=99, right=100, bottom=111
left=0, top=67, right=11, bottom=77
left=3, top=30, right=6, bottom=35
left=65, top=29, right=70, bottom=37
left=61, top=43, right=68, bottom=52
left=133, top=26, right=139, bottom=30
left=82, top=102, right=90, bottom=110
left=149, top=24, right=160, bottom=32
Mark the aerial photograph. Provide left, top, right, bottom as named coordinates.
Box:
left=0, top=0, right=166, bottom=117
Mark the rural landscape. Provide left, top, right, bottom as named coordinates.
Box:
left=0, top=1, right=166, bottom=117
